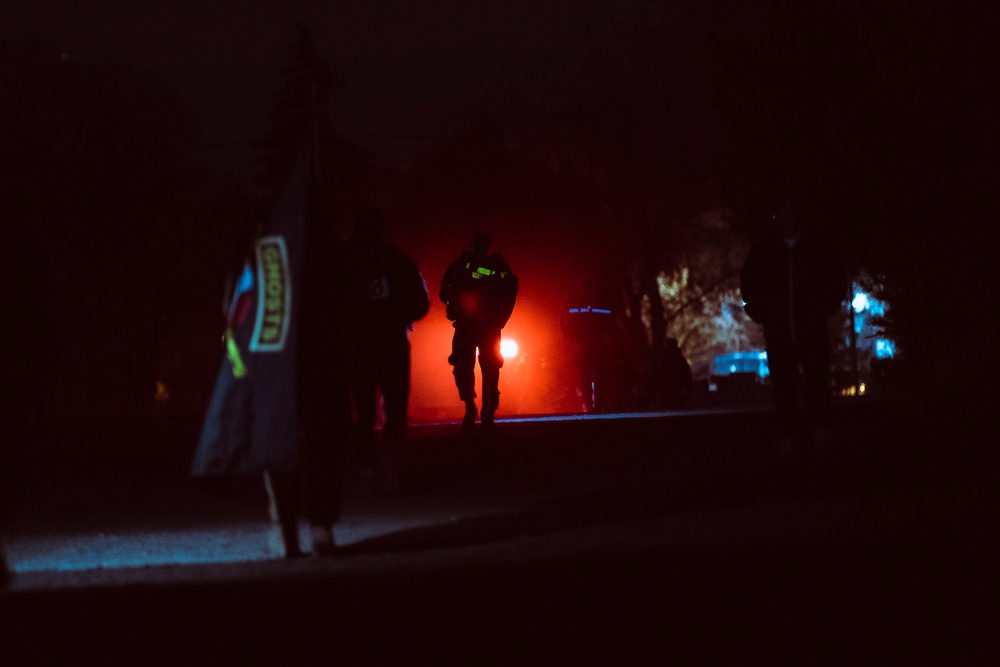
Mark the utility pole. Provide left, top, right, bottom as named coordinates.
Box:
left=850, top=280, right=861, bottom=395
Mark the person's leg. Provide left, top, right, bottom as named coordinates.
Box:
left=297, top=346, right=350, bottom=555
left=349, top=368, right=379, bottom=471
left=801, top=329, right=835, bottom=449
left=450, top=327, right=478, bottom=400
left=381, top=339, right=411, bottom=444
left=450, top=327, right=479, bottom=427
left=303, top=442, right=342, bottom=552
left=263, top=469, right=304, bottom=558
left=376, top=340, right=410, bottom=493
left=765, top=329, right=800, bottom=449
left=299, top=387, right=349, bottom=555
left=300, top=430, right=341, bottom=555
left=479, top=329, right=504, bottom=426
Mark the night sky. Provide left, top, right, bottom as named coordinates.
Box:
left=2, top=0, right=607, bottom=169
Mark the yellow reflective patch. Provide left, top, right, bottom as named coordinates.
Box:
left=226, top=327, right=247, bottom=379
left=250, top=236, right=291, bottom=352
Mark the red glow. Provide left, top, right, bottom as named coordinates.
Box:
left=407, top=297, right=579, bottom=422
left=398, top=225, right=585, bottom=422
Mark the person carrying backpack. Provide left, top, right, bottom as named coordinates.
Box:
left=339, top=206, right=429, bottom=492
left=440, top=232, right=518, bottom=432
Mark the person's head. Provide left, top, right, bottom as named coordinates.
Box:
left=470, top=232, right=491, bottom=255
left=351, top=206, right=387, bottom=249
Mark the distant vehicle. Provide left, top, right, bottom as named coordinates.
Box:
left=708, top=351, right=770, bottom=400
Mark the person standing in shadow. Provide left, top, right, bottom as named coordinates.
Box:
left=338, top=206, right=429, bottom=494
left=740, top=192, right=848, bottom=456
left=440, top=233, right=518, bottom=433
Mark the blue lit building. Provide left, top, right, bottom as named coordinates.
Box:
left=708, top=350, right=770, bottom=398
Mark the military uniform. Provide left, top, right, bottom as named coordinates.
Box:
left=440, top=235, right=518, bottom=429
left=338, top=217, right=429, bottom=487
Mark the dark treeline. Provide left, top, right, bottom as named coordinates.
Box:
left=4, top=36, right=222, bottom=420
left=6, top=1, right=995, bottom=422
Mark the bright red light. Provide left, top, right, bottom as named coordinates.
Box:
left=405, top=254, right=581, bottom=420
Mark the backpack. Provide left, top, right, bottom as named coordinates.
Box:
left=441, top=251, right=517, bottom=327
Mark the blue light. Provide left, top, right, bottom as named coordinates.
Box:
left=852, top=292, right=870, bottom=313
left=875, top=339, right=896, bottom=359
left=566, top=307, right=611, bottom=314
left=4, top=523, right=283, bottom=575
left=236, top=264, right=254, bottom=293
left=711, top=351, right=769, bottom=378
left=853, top=289, right=887, bottom=316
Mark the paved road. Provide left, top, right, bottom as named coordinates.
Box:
left=1, top=397, right=997, bottom=662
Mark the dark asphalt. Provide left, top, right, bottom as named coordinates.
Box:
left=1, top=395, right=997, bottom=663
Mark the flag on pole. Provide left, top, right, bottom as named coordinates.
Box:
left=192, top=26, right=335, bottom=478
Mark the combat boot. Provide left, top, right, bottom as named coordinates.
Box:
left=480, top=408, right=496, bottom=433
left=462, top=399, right=478, bottom=432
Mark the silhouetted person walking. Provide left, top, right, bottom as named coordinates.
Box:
left=339, top=207, right=429, bottom=492
left=741, top=193, right=848, bottom=455
left=560, top=277, right=615, bottom=412
left=440, top=233, right=518, bottom=432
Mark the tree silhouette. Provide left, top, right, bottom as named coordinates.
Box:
left=2, top=37, right=216, bottom=417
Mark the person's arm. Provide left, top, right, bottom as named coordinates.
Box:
left=402, top=255, right=430, bottom=324
left=440, top=259, right=463, bottom=320
left=439, top=260, right=457, bottom=304
left=497, top=267, right=518, bottom=327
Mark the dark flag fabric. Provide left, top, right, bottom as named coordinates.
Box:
left=192, top=26, right=335, bottom=478
left=192, top=147, right=309, bottom=476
